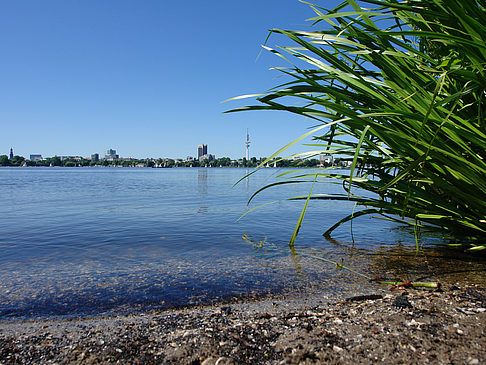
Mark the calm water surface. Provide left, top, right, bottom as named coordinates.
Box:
left=0, top=167, right=484, bottom=321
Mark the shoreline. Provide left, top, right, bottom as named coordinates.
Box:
left=1, top=282, right=485, bottom=364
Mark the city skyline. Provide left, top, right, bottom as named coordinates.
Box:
left=5, top=128, right=259, bottom=161
left=4, top=141, right=256, bottom=162
left=3, top=140, right=340, bottom=167
left=0, top=1, right=336, bottom=160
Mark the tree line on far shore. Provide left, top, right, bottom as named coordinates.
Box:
left=0, top=154, right=349, bottom=168
left=0, top=155, right=25, bottom=166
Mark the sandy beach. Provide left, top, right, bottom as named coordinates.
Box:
left=1, top=281, right=485, bottom=364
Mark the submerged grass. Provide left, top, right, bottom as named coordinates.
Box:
left=228, top=0, right=486, bottom=250
left=242, top=233, right=441, bottom=290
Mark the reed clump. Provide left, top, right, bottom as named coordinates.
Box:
left=228, top=0, right=486, bottom=250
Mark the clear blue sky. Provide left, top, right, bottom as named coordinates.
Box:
left=0, top=0, right=338, bottom=160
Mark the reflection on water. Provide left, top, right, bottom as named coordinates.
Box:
left=0, top=167, right=484, bottom=321
left=197, top=207, right=209, bottom=214
left=197, top=168, right=208, bottom=195
left=245, top=169, right=250, bottom=195
left=197, top=169, right=208, bottom=213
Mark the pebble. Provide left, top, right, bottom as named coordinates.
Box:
left=201, top=358, right=216, bottom=365
left=215, top=357, right=234, bottom=365
left=393, top=293, right=413, bottom=309
left=406, top=319, right=423, bottom=327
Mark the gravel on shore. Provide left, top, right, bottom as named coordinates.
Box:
left=1, top=282, right=485, bottom=364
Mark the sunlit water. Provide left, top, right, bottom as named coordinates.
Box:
left=0, top=167, right=484, bottom=321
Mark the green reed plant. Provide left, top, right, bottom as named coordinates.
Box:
left=228, top=0, right=486, bottom=250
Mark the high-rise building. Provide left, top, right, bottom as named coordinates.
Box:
left=9, top=148, right=13, bottom=160
left=91, top=153, right=99, bottom=162
left=104, top=149, right=119, bottom=160
left=197, top=144, right=207, bottom=159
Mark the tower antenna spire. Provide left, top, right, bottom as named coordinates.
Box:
left=245, top=128, right=250, bottom=160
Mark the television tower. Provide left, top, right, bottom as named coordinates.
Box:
left=245, top=128, right=250, bottom=160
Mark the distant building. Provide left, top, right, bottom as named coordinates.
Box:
left=9, top=148, right=13, bottom=160
left=199, top=153, right=214, bottom=162
left=105, top=149, right=119, bottom=160
left=197, top=144, right=207, bottom=159
left=30, top=154, right=42, bottom=162
left=91, top=153, right=99, bottom=162
left=320, top=154, right=334, bottom=166
left=60, top=156, right=83, bottom=161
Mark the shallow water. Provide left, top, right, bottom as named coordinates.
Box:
left=0, top=167, right=484, bottom=321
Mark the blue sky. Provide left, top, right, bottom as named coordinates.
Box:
left=0, top=0, right=338, bottom=160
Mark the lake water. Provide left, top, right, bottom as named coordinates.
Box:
left=1, top=167, right=484, bottom=321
